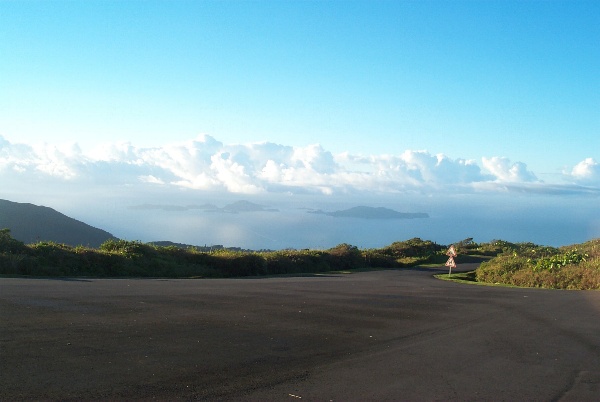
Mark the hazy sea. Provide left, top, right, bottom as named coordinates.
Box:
left=68, top=193, right=600, bottom=250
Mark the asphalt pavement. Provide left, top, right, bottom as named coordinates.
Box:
left=1, top=264, right=599, bottom=401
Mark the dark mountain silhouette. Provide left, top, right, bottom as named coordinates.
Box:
left=0, top=199, right=116, bottom=247
left=308, top=206, right=429, bottom=219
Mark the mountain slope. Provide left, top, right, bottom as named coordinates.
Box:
left=0, top=199, right=116, bottom=247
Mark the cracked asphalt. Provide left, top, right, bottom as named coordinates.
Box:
left=1, top=263, right=599, bottom=401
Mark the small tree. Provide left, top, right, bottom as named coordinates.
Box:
left=0, top=228, right=27, bottom=253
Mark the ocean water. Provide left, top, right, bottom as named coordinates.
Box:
left=69, top=193, right=600, bottom=250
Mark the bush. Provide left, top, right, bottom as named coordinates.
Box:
left=380, top=238, right=443, bottom=259
left=223, top=253, right=268, bottom=277
left=532, top=249, right=588, bottom=272
left=1, top=228, right=450, bottom=278
left=475, top=255, right=529, bottom=283
left=263, top=250, right=330, bottom=275
left=99, top=239, right=156, bottom=258
left=0, top=228, right=27, bottom=253
left=7, top=228, right=596, bottom=287
left=474, top=240, right=600, bottom=289
left=0, top=253, right=37, bottom=275
left=326, top=243, right=364, bottom=271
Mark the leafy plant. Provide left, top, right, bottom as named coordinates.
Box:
left=474, top=240, right=599, bottom=289
left=532, top=249, right=588, bottom=272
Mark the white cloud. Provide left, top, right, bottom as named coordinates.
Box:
left=1, top=134, right=598, bottom=197
left=291, top=144, right=337, bottom=173
left=139, top=175, right=165, bottom=185
left=89, top=141, right=138, bottom=162
left=259, top=159, right=284, bottom=182
left=0, top=139, right=85, bottom=180
left=333, top=151, right=486, bottom=191
left=32, top=142, right=85, bottom=179
left=210, top=152, right=264, bottom=194
left=567, top=158, right=600, bottom=185
left=481, top=157, right=538, bottom=183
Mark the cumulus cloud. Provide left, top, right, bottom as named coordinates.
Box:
left=210, top=152, right=264, bottom=194
left=0, top=139, right=85, bottom=180
left=1, top=134, right=598, bottom=197
left=292, top=144, right=337, bottom=173
left=481, top=157, right=538, bottom=183
left=566, top=158, right=600, bottom=185
left=32, top=142, right=86, bottom=179
left=333, top=151, right=486, bottom=191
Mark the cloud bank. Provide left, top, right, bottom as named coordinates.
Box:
left=1, top=134, right=598, bottom=196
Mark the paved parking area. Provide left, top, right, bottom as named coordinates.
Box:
left=2, top=265, right=599, bottom=401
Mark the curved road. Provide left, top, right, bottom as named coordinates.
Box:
left=1, top=264, right=599, bottom=401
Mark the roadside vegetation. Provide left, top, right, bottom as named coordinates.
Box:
left=472, top=239, right=600, bottom=290
left=1, top=229, right=598, bottom=290
left=0, top=229, right=443, bottom=278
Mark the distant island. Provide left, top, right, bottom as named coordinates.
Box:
left=129, top=200, right=278, bottom=213
left=308, top=206, right=428, bottom=220
left=219, top=200, right=278, bottom=213
left=128, top=203, right=217, bottom=212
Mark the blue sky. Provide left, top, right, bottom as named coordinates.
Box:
left=1, top=1, right=599, bottom=247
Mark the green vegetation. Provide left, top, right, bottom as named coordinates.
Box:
left=364, top=238, right=444, bottom=266
left=0, top=230, right=443, bottom=278
left=434, top=271, right=484, bottom=285
left=475, top=239, right=600, bottom=290
left=432, top=238, right=598, bottom=289
left=2, top=228, right=598, bottom=290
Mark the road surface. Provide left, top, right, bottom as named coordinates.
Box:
left=1, top=264, right=599, bottom=401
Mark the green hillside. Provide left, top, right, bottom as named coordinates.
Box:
left=0, top=199, right=116, bottom=248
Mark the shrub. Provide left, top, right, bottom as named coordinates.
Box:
left=475, top=255, right=529, bottom=283
left=474, top=240, right=600, bottom=289
left=362, top=250, right=397, bottom=268
left=0, top=253, right=37, bottom=275
left=205, top=252, right=267, bottom=277
left=380, top=238, right=443, bottom=259
left=0, top=228, right=27, bottom=253
left=99, top=239, right=157, bottom=259
left=532, top=249, right=588, bottom=272
left=263, top=250, right=329, bottom=275
left=8, top=232, right=596, bottom=287
left=326, top=243, right=364, bottom=271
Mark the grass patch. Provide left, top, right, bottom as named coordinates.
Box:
left=436, top=271, right=476, bottom=283
left=435, top=271, right=522, bottom=288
